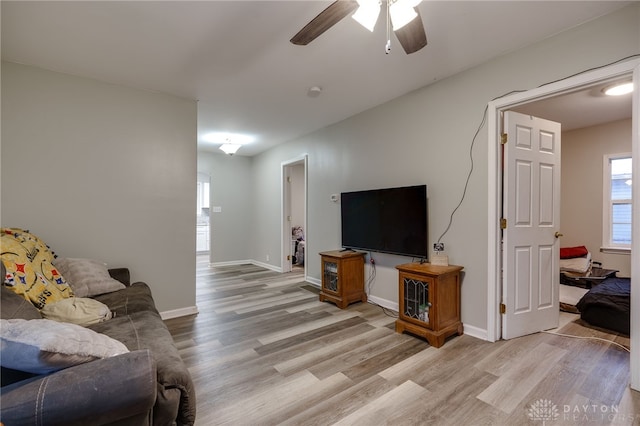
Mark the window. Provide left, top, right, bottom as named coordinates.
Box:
left=603, top=154, right=632, bottom=250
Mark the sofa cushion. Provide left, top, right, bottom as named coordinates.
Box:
left=0, top=350, right=157, bottom=425
left=0, top=318, right=129, bottom=374
left=89, top=311, right=196, bottom=425
left=1, top=230, right=73, bottom=308
left=40, top=297, right=113, bottom=326
left=92, top=282, right=159, bottom=316
left=1, top=285, right=42, bottom=320
left=53, top=257, right=126, bottom=297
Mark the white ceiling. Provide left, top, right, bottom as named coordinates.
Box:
left=512, top=79, right=632, bottom=130
left=1, top=1, right=634, bottom=156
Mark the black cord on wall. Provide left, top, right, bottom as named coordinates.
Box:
left=436, top=53, right=640, bottom=245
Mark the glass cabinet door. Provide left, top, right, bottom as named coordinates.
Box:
left=403, top=276, right=431, bottom=324
left=323, top=261, right=339, bottom=292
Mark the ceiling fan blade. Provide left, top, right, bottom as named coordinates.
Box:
left=394, top=9, right=427, bottom=54
left=290, top=1, right=358, bottom=46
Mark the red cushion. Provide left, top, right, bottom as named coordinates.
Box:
left=560, top=246, right=589, bottom=259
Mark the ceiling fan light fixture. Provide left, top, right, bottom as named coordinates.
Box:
left=219, top=143, right=241, bottom=156
left=352, top=0, right=381, bottom=32
left=603, top=82, right=634, bottom=96
left=389, top=0, right=419, bottom=31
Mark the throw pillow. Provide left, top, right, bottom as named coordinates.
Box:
left=1, top=232, right=73, bottom=309
left=0, top=318, right=129, bottom=374
left=40, top=297, right=113, bottom=326
left=53, top=258, right=126, bottom=297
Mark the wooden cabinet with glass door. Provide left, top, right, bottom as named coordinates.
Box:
left=395, top=262, right=463, bottom=347
left=319, top=250, right=366, bottom=309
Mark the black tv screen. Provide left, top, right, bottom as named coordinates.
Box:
left=341, top=185, right=428, bottom=259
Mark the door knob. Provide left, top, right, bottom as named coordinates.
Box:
left=555, top=232, right=564, bottom=238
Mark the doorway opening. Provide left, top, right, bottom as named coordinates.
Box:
left=487, top=59, right=639, bottom=389
left=196, top=172, right=211, bottom=254
left=282, top=155, right=308, bottom=277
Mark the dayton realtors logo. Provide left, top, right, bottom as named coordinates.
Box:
left=527, top=399, right=559, bottom=425
left=527, top=399, right=638, bottom=424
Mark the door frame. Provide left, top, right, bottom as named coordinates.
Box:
left=281, top=154, right=308, bottom=277
left=487, top=59, right=640, bottom=388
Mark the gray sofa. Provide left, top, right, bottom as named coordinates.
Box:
left=1, top=266, right=196, bottom=426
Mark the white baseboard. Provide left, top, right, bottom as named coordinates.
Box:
left=251, top=260, right=282, bottom=273
left=209, top=259, right=253, bottom=267
left=306, top=277, right=321, bottom=287
left=461, top=323, right=488, bottom=341
left=160, top=305, right=199, bottom=320
left=209, top=259, right=282, bottom=273
left=367, top=295, right=399, bottom=313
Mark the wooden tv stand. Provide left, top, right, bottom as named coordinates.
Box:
left=395, top=262, right=463, bottom=347
left=319, top=250, right=366, bottom=309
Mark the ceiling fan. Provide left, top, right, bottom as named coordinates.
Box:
left=290, top=0, right=427, bottom=55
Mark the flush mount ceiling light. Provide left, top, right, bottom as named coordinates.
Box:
left=603, top=81, right=634, bottom=96
left=201, top=132, right=255, bottom=156
left=219, top=143, right=241, bottom=155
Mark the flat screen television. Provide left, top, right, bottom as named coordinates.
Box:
left=341, top=185, right=428, bottom=259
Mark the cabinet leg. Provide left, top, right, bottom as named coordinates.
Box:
left=423, top=334, right=444, bottom=348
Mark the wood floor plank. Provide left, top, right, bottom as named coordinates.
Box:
left=273, top=327, right=391, bottom=375
left=476, top=342, right=568, bottom=414
left=377, top=343, right=439, bottom=382
left=578, top=345, right=632, bottom=406
left=216, top=291, right=315, bottom=314
left=332, top=380, right=430, bottom=426
left=253, top=372, right=354, bottom=425
left=257, top=310, right=362, bottom=345
left=164, top=257, right=639, bottom=425
left=341, top=338, right=427, bottom=383
left=308, top=330, right=411, bottom=380
left=280, top=375, right=397, bottom=426
left=204, top=370, right=321, bottom=424
left=254, top=316, right=370, bottom=356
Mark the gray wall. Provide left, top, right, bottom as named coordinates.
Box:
left=197, top=151, right=253, bottom=264
left=242, top=4, right=640, bottom=333
left=561, top=118, right=632, bottom=276
left=1, top=62, right=197, bottom=314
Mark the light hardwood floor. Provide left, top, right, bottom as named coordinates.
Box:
left=164, top=257, right=640, bottom=425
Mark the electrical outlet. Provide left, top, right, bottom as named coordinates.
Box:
left=434, top=243, right=445, bottom=252
left=266, top=254, right=270, bottom=262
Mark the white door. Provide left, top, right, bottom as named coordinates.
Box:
left=502, top=111, right=562, bottom=339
